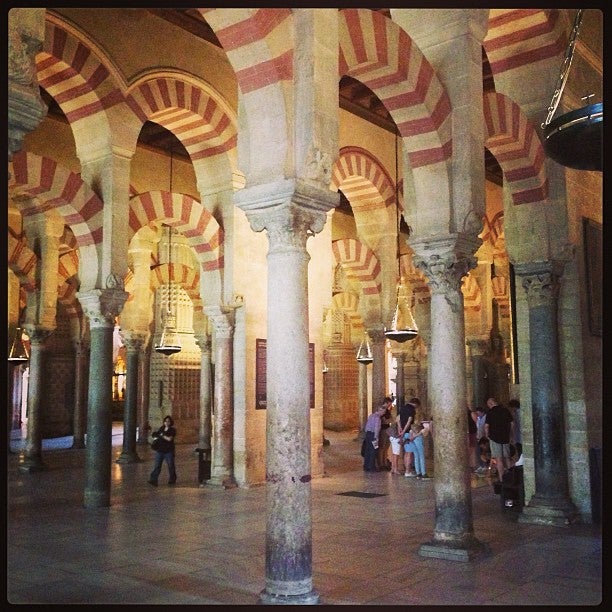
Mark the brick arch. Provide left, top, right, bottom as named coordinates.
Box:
left=483, top=92, right=548, bottom=205
left=200, top=8, right=293, bottom=184
left=481, top=210, right=505, bottom=248
left=8, top=151, right=102, bottom=290
left=483, top=9, right=565, bottom=76
left=331, top=147, right=396, bottom=211
left=339, top=9, right=452, bottom=169
left=8, top=232, right=36, bottom=292
left=332, top=239, right=381, bottom=296
left=37, top=17, right=124, bottom=152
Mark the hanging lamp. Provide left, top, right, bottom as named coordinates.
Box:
left=384, top=132, right=418, bottom=343
left=154, top=186, right=182, bottom=358
left=541, top=9, right=602, bottom=171
left=8, top=326, right=29, bottom=363
left=356, top=331, right=373, bottom=364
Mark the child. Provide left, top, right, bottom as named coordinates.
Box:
left=404, top=420, right=430, bottom=480
left=386, top=421, right=402, bottom=474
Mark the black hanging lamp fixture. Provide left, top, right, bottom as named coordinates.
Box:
left=8, top=325, right=29, bottom=363
left=356, top=331, right=373, bottom=364
left=541, top=9, right=602, bottom=171
left=384, top=132, right=418, bottom=343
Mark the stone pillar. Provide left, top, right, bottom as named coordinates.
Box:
left=515, top=262, right=579, bottom=526
left=467, top=338, right=488, bottom=410
left=8, top=8, right=46, bottom=160
left=116, top=331, right=146, bottom=464
left=194, top=333, right=213, bottom=454
left=137, top=343, right=151, bottom=443
left=395, top=351, right=406, bottom=408
left=204, top=311, right=236, bottom=489
left=413, top=245, right=487, bottom=561
left=357, top=360, right=369, bottom=441
left=369, top=328, right=387, bottom=404
left=71, top=337, right=90, bottom=449
left=78, top=286, right=128, bottom=508
left=18, top=326, right=52, bottom=472
left=239, top=198, right=329, bottom=606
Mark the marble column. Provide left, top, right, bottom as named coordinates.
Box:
left=467, top=338, right=488, bottom=410
left=136, top=343, right=151, bottom=444
left=244, top=203, right=327, bottom=606
left=204, top=312, right=236, bottom=489
left=369, top=329, right=387, bottom=405
left=19, top=326, right=52, bottom=472
left=357, top=360, right=369, bottom=441
left=78, top=286, right=128, bottom=508
left=194, top=333, right=213, bottom=456
left=116, top=331, right=146, bottom=464
left=515, top=262, right=579, bottom=526
left=71, top=338, right=89, bottom=449
left=395, top=351, right=406, bottom=408
left=413, top=247, right=488, bottom=561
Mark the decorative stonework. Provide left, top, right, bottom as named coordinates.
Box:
left=304, top=144, right=332, bottom=183
left=205, top=310, right=234, bottom=340
left=514, top=262, right=560, bottom=309
left=413, top=252, right=476, bottom=313
left=77, top=288, right=129, bottom=328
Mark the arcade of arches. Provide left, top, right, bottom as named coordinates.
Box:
left=7, top=8, right=602, bottom=605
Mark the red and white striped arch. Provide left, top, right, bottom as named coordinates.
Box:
left=332, top=291, right=364, bottom=333
left=129, top=191, right=223, bottom=273
left=480, top=211, right=505, bottom=249
left=9, top=151, right=102, bottom=288
left=339, top=9, right=452, bottom=169
left=8, top=233, right=36, bottom=292
left=483, top=92, right=548, bottom=205
left=332, top=239, right=381, bottom=296
left=483, top=9, right=565, bottom=76
left=462, top=273, right=482, bottom=313
left=126, top=76, right=237, bottom=163
left=331, top=147, right=396, bottom=211
left=199, top=9, right=293, bottom=94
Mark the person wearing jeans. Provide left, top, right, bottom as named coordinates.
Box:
left=148, top=415, right=177, bottom=486
left=404, top=421, right=431, bottom=480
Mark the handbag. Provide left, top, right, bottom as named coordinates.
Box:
left=151, top=436, right=162, bottom=451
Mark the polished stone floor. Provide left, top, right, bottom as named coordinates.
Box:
left=6, top=427, right=602, bottom=606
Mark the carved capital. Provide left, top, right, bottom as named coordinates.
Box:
left=119, top=330, right=148, bottom=353
left=514, top=261, right=560, bottom=309
left=22, top=325, right=53, bottom=346
left=204, top=309, right=234, bottom=339
left=77, top=288, right=129, bottom=329
left=194, top=334, right=211, bottom=353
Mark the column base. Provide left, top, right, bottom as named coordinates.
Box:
left=418, top=535, right=490, bottom=562
left=18, top=455, right=45, bottom=472
left=205, top=475, right=237, bottom=489
left=518, top=496, right=580, bottom=527
left=115, top=451, right=141, bottom=464
left=258, top=589, right=319, bottom=605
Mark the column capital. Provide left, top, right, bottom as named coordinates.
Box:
left=77, top=288, right=129, bottom=329
left=413, top=250, right=476, bottom=313
left=235, top=179, right=337, bottom=252
left=194, top=334, right=211, bottom=352
left=514, top=261, right=562, bottom=309
left=204, top=309, right=234, bottom=339
left=22, top=325, right=53, bottom=345
left=119, top=330, right=148, bottom=352
left=467, top=337, right=489, bottom=357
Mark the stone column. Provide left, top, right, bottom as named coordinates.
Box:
left=204, top=311, right=236, bottom=489
left=194, top=333, right=213, bottom=455
left=116, top=331, right=146, bottom=464
left=137, top=343, right=151, bottom=444
left=515, top=262, right=579, bottom=526
left=240, top=199, right=328, bottom=606
left=78, top=286, right=128, bottom=508
left=8, top=8, right=46, bottom=160
left=18, top=326, right=52, bottom=472
left=71, top=337, right=90, bottom=449
left=395, top=351, right=406, bottom=408
left=369, top=328, right=387, bottom=404
left=357, top=360, right=369, bottom=441
left=413, top=245, right=487, bottom=561
left=467, top=338, right=488, bottom=410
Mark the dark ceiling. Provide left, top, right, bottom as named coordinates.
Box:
left=41, top=8, right=503, bottom=186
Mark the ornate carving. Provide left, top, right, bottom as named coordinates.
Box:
left=22, top=325, right=53, bottom=345
left=8, top=26, right=40, bottom=88
left=205, top=310, right=234, bottom=339
left=77, top=289, right=129, bottom=328
left=119, top=330, right=148, bottom=352
left=521, top=272, right=558, bottom=309
left=105, top=273, right=125, bottom=290
left=413, top=252, right=476, bottom=313
left=304, top=144, right=332, bottom=184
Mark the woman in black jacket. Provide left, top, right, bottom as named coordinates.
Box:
left=148, top=415, right=177, bottom=486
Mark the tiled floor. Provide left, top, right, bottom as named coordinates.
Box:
left=6, top=427, right=602, bottom=606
